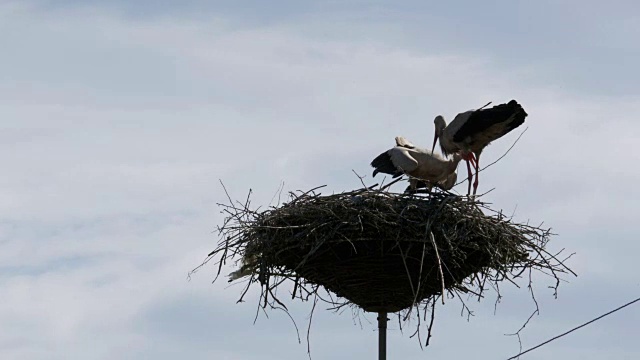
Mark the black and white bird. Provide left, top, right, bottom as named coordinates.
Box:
left=371, top=136, right=462, bottom=192
left=431, top=100, right=528, bottom=196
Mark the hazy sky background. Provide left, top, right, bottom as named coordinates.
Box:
left=2, top=1, right=640, bottom=359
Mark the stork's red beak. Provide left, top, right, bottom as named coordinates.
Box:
left=431, top=132, right=438, bottom=153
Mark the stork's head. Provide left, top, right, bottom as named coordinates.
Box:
left=432, top=115, right=446, bottom=153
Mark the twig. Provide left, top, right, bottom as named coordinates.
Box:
left=478, top=101, right=493, bottom=110
left=429, top=231, right=446, bottom=305
left=453, top=127, right=529, bottom=188
left=307, top=294, right=318, bottom=360
left=352, top=169, right=368, bottom=189
left=425, top=297, right=437, bottom=347
left=379, top=176, right=404, bottom=191
left=478, top=127, right=529, bottom=174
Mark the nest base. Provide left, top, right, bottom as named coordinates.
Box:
left=198, top=185, right=573, bottom=346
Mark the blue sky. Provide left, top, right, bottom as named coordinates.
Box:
left=2, top=1, right=640, bottom=359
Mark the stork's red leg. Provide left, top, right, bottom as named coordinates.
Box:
left=472, top=153, right=481, bottom=196
left=462, top=151, right=477, bottom=167
left=465, top=159, right=473, bottom=196
left=468, top=152, right=477, bottom=168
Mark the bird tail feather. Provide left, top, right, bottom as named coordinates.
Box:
left=370, top=151, right=397, bottom=177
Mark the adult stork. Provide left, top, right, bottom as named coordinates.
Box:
left=431, top=100, right=528, bottom=196
left=371, top=136, right=462, bottom=192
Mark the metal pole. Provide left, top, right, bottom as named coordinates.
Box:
left=378, top=311, right=387, bottom=360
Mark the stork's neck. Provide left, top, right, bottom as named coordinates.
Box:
left=439, top=134, right=456, bottom=156
left=447, top=155, right=462, bottom=171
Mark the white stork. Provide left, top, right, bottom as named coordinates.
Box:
left=371, top=136, right=462, bottom=192
left=431, top=100, right=528, bottom=196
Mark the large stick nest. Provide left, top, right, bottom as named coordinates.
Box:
left=196, top=183, right=574, bottom=345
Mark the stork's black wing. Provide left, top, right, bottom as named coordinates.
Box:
left=452, top=100, right=528, bottom=143
left=371, top=151, right=403, bottom=178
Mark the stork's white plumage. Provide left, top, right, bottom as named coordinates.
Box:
left=409, top=170, right=457, bottom=193
left=432, top=100, right=528, bottom=196
left=227, top=254, right=259, bottom=282
left=371, top=136, right=462, bottom=192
